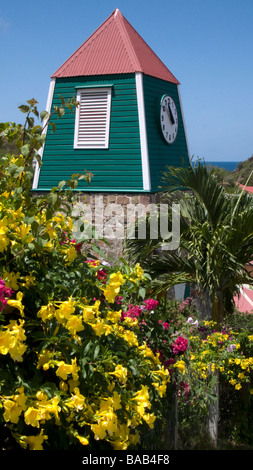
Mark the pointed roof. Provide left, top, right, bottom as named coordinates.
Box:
left=52, top=9, right=179, bottom=84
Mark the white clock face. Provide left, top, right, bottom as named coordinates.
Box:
left=160, top=95, right=178, bottom=144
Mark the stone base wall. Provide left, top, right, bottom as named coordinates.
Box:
left=74, top=192, right=166, bottom=262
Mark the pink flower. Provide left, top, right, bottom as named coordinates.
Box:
left=0, top=278, right=14, bottom=312
left=120, top=304, right=143, bottom=321
left=97, top=269, right=107, bottom=283
left=171, top=336, right=188, bottom=355
left=158, top=320, right=170, bottom=330
left=143, top=299, right=159, bottom=311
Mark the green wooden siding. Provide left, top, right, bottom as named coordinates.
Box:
left=37, top=74, right=143, bottom=191
left=143, top=75, right=190, bottom=192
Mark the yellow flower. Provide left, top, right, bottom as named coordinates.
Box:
left=107, top=310, right=122, bottom=324
left=111, top=391, right=122, bottom=411
left=0, top=330, right=15, bottom=355
left=37, top=303, right=55, bottom=322
left=20, top=274, right=36, bottom=287
left=55, top=297, right=76, bottom=323
left=174, top=360, right=186, bottom=374
left=24, top=407, right=41, bottom=428
left=7, top=291, right=24, bottom=316
left=23, top=430, right=48, bottom=450
left=0, top=320, right=27, bottom=362
left=135, top=263, right=144, bottom=278
left=59, top=380, right=68, bottom=392
left=82, top=306, right=96, bottom=322
left=102, top=284, right=120, bottom=303
left=3, top=271, right=20, bottom=290
left=43, top=396, right=61, bottom=424
left=109, top=364, right=128, bottom=384
left=90, top=320, right=112, bottom=337
left=64, top=245, right=77, bottom=264
left=0, top=218, right=9, bottom=252
left=235, top=383, right=242, bottom=390
left=143, top=412, right=156, bottom=429
left=3, top=388, right=26, bottom=427
left=14, top=223, right=33, bottom=243
left=132, top=385, right=151, bottom=412
left=76, top=435, right=89, bottom=446
left=0, top=234, right=9, bottom=252
left=65, top=315, right=84, bottom=336
left=109, top=272, right=125, bottom=286
left=152, top=381, right=167, bottom=397
left=56, top=358, right=80, bottom=381
left=117, top=328, right=139, bottom=347
left=91, top=423, right=107, bottom=440
left=66, top=388, right=86, bottom=411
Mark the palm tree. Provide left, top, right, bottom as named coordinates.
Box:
left=124, top=162, right=253, bottom=325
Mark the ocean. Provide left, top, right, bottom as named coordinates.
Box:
left=202, top=161, right=239, bottom=172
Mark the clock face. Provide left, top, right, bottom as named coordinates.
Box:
left=160, top=95, right=178, bottom=144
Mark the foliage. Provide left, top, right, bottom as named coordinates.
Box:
left=118, top=294, right=253, bottom=448
left=124, top=162, right=253, bottom=325
left=1, top=101, right=253, bottom=451
left=208, top=155, right=253, bottom=188
left=0, top=101, right=174, bottom=450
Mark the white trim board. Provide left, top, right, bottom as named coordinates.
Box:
left=135, top=72, right=151, bottom=191
left=32, top=78, right=56, bottom=189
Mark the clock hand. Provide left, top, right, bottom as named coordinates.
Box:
left=167, top=105, right=175, bottom=125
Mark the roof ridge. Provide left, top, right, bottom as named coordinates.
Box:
left=114, top=9, right=141, bottom=71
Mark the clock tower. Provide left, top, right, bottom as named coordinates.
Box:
left=33, top=8, right=190, bottom=193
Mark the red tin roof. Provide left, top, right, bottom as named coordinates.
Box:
left=234, top=285, right=253, bottom=314
left=52, top=9, right=179, bottom=84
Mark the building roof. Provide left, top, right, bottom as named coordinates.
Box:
left=52, top=9, right=179, bottom=84
left=238, top=184, right=253, bottom=194
left=234, top=285, right=253, bottom=314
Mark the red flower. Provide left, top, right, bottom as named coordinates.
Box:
left=97, top=269, right=107, bottom=282
left=158, top=320, right=170, bottom=330
left=143, top=299, right=159, bottom=311
left=171, top=336, right=188, bottom=355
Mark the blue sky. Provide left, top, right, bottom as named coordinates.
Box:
left=1, top=0, right=252, bottom=162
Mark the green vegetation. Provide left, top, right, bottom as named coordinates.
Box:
left=124, top=162, right=253, bottom=325
left=207, top=155, right=253, bottom=189
left=1, top=101, right=253, bottom=451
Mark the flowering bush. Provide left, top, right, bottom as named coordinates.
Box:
left=1, top=101, right=253, bottom=450
left=0, top=102, right=172, bottom=450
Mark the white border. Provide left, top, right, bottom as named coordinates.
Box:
left=32, top=78, right=56, bottom=189
left=135, top=72, right=151, bottom=191
left=74, top=87, right=112, bottom=149
left=177, top=84, right=191, bottom=167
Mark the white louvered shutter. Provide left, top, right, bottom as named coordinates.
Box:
left=74, top=88, right=112, bottom=149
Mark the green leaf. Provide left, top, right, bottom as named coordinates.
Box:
left=47, top=192, right=58, bottom=206
left=58, top=180, right=66, bottom=190
left=18, top=105, right=30, bottom=114
left=138, top=286, right=146, bottom=299
left=49, top=122, right=56, bottom=133
left=8, top=164, right=25, bottom=178
left=21, top=144, right=30, bottom=157
left=40, top=110, right=50, bottom=122
left=93, top=345, right=100, bottom=360
left=59, top=95, right=65, bottom=106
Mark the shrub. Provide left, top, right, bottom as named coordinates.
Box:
left=0, top=101, right=172, bottom=450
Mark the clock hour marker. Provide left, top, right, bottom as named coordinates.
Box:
left=160, top=95, right=178, bottom=144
